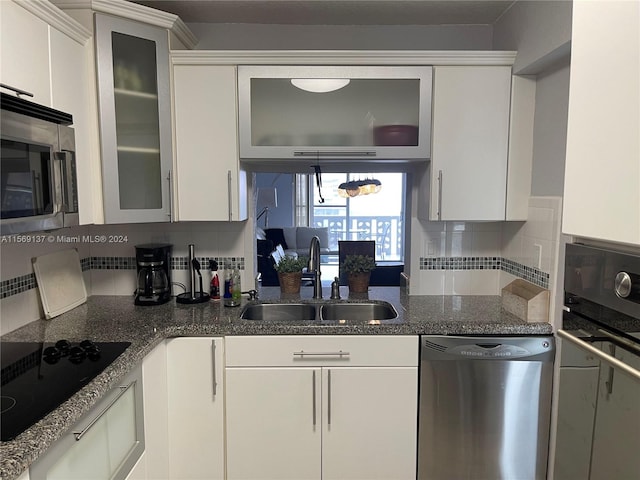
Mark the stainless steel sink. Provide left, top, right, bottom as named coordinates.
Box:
left=240, top=303, right=317, bottom=321
left=320, top=302, right=398, bottom=321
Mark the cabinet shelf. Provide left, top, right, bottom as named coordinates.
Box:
left=114, top=88, right=158, bottom=100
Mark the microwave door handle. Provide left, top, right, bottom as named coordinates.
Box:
left=52, top=152, right=65, bottom=214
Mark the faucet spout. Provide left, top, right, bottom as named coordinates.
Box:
left=308, top=235, right=323, bottom=299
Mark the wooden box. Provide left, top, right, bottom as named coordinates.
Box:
left=501, top=279, right=550, bottom=323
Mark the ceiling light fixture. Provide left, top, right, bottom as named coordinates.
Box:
left=338, top=178, right=382, bottom=198
left=290, top=78, right=350, bottom=93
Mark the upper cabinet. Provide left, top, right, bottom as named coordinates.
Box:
left=427, top=66, right=535, bottom=221
left=172, top=61, right=248, bottom=221
left=237, top=65, right=432, bottom=161
left=95, top=13, right=173, bottom=224
left=563, top=0, right=640, bottom=246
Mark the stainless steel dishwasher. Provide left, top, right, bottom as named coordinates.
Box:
left=417, top=335, right=555, bottom=480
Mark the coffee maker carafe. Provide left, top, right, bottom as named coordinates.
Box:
left=135, top=243, right=172, bottom=306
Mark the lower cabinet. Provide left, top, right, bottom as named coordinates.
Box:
left=225, top=335, right=419, bottom=480
left=30, top=367, right=144, bottom=480
left=166, top=337, right=225, bottom=480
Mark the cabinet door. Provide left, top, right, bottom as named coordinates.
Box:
left=589, top=346, right=640, bottom=480
left=238, top=65, right=432, bottom=160
left=322, top=367, right=418, bottom=480
left=173, top=64, right=247, bottom=221
left=34, top=369, right=144, bottom=480
left=0, top=1, right=51, bottom=106
left=225, top=367, right=322, bottom=480
left=166, top=337, right=225, bottom=480
left=562, top=1, right=640, bottom=245
left=430, top=66, right=511, bottom=221
left=49, top=28, right=99, bottom=226
left=95, top=14, right=172, bottom=224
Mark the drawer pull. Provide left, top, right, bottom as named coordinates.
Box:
left=293, top=350, right=350, bottom=359
left=73, top=381, right=135, bottom=441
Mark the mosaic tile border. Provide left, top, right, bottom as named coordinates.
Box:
left=0, top=256, right=245, bottom=299
left=2, top=255, right=547, bottom=299
left=419, top=256, right=549, bottom=289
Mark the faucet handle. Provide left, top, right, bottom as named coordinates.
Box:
left=242, top=289, right=258, bottom=300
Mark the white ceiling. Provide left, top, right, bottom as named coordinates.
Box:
left=131, top=0, right=516, bottom=26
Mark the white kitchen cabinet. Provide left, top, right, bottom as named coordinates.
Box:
left=225, top=335, right=418, bottom=480
left=172, top=62, right=248, bottom=221
left=589, top=344, right=640, bottom=480
left=562, top=1, right=640, bottom=246
left=166, top=337, right=225, bottom=480
left=139, top=341, right=169, bottom=480
left=30, top=367, right=144, bottom=480
left=238, top=65, right=432, bottom=161
left=95, top=13, right=173, bottom=224
left=0, top=1, right=51, bottom=106
left=429, top=66, right=513, bottom=221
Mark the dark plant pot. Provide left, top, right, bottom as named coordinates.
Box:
left=348, top=272, right=371, bottom=293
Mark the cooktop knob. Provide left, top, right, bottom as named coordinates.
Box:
left=614, top=271, right=638, bottom=299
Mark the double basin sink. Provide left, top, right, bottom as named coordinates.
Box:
left=240, top=301, right=398, bottom=322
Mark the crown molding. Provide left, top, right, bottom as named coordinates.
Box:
left=13, top=0, right=91, bottom=44
left=51, top=0, right=198, bottom=49
left=171, top=50, right=518, bottom=66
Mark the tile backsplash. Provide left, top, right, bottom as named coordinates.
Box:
left=1, top=221, right=251, bottom=334
left=1, top=197, right=564, bottom=334
left=412, top=197, right=562, bottom=299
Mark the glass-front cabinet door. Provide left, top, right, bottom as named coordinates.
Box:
left=238, top=66, right=432, bottom=161
left=95, top=14, right=172, bottom=223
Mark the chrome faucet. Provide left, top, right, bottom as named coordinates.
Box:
left=308, top=235, right=322, bottom=299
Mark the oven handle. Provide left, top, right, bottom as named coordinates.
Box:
left=558, top=329, right=640, bottom=383
left=73, top=381, right=135, bottom=441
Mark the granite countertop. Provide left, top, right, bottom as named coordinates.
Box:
left=0, top=286, right=553, bottom=480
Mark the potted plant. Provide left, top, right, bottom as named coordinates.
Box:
left=275, top=256, right=308, bottom=294
left=341, top=254, right=376, bottom=293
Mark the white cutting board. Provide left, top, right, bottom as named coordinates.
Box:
left=32, top=248, right=87, bottom=319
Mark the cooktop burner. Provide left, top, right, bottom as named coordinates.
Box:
left=0, top=340, right=130, bottom=441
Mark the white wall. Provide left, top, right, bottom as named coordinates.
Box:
left=530, top=59, right=571, bottom=196
left=493, top=0, right=572, bottom=74
left=188, top=23, right=493, bottom=50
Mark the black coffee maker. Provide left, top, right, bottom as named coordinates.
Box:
left=135, top=243, right=172, bottom=306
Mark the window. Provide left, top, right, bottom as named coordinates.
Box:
left=309, top=173, right=405, bottom=262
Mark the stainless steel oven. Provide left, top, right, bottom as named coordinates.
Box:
left=555, top=243, right=640, bottom=480
left=1, top=92, right=78, bottom=235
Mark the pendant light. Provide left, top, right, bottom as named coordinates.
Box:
left=338, top=178, right=382, bottom=198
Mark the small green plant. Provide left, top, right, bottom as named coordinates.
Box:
left=341, top=254, right=376, bottom=274
left=275, top=255, right=308, bottom=274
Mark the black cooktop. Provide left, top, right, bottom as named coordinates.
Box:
left=1, top=340, right=130, bottom=441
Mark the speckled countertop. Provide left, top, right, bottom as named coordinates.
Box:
left=1, top=286, right=553, bottom=480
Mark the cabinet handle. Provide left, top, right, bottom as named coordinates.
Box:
left=167, top=170, right=173, bottom=219
left=327, top=369, right=332, bottom=426
left=312, top=370, right=317, bottom=427
left=558, top=330, right=640, bottom=382
left=73, top=381, right=135, bottom=441
left=293, top=351, right=350, bottom=359
left=605, top=343, right=615, bottom=395
left=212, top=339, right=217, bottom=397
left=293, top=151, right=377, bottom=157
left=227, top=170, right=232, bottom=221
left=0, top=83, right=34, bottom=98
left=437, top=169, right=443, bottom=220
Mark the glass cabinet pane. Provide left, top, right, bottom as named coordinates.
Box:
left=238, top=66, right=432, bottom=160
left=95, top=14, right=172, bottom=223
left=111, top=32, right=162, bottom=210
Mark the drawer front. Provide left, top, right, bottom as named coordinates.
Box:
left=225, top=335, right=418, bottom=367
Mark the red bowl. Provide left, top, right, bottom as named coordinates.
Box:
left=373, top=125, right=419, bottom=146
